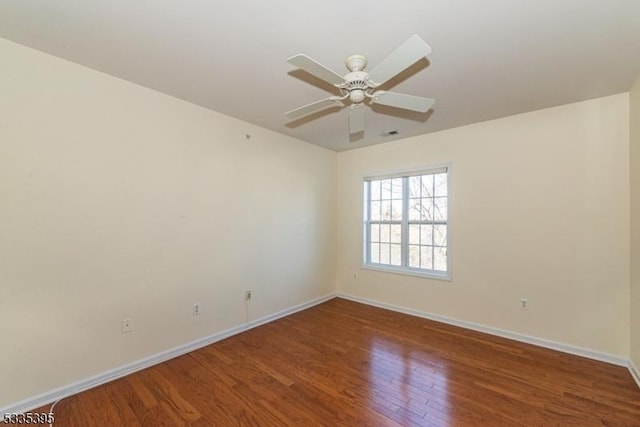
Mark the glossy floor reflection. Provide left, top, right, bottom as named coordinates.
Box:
left=369, top=337, right=451, bottom=425
left=43, top=298, right=640, bottom=426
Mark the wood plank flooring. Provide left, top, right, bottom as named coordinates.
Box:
left=34, top=298, right=640, bottom=426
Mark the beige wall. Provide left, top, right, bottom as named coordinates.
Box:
left=631, top=75, right=640, bottom=371
left=0, top=38, right=336, bottom=407
left=337, top=94, right=630, bottom=357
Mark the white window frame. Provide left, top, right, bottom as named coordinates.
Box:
left=362, top=164, right=452, bottom=281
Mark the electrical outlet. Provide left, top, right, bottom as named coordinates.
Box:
left=121, top=318, right=133, bottom=333
left=520, top=298, right=529, bottom=310
left=192, top=303, right=201, bottom=316
left=245, top=289, right=253, bottom=301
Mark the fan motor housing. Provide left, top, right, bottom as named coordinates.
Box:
left=344, top=71, right=370, bottom=104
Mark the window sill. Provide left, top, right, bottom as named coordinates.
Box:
left=361, top=264, right=452, bottom=282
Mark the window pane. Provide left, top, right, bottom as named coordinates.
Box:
left=370, top=224, right=380, bottom=242
left=371, top=201, right=381, bottom=221
left=434, top=224, right=447, bottom=246
left=390, top=244, right=401, bottom=266
left=370, top=243, right=380, bottom=263
left=421, top=175, right=434, bottom=198
left=391, top=199, right=403, bottom=221
left=380, top=243, right=390, bottom=264
left=409, top=198, right=421, bottom=221
left=381, top=179, right=392, bottom=200
left=390, top=224, right=401, bottom=244
left=434, top=173, right=447, bottom=197
left=409, top=245, right=420, bottom=268
left=409, top=224, right=420, bottom=244
left=434, top=197, right=447, bottom=221
left=434, top=246, right=447, bottom=271
left=420, top=246, right=433, bottom=270
left=370, top=180, right=381, bottom=201
left=408, top=175, right=421, bottom=198
left=421, top=198, right=434, bottom=221
left=391, top=178, right=403, bottom=200
left=421, top=225, right=433, bottom=246
left=381, top=200, right=392, bottom=220
left=380, top=224, right=390, bottom=243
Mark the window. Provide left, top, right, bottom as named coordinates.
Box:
left=363, top=166, right=450, bottom=279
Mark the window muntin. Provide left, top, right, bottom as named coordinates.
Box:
left=364, top=168, right=449, bottom=278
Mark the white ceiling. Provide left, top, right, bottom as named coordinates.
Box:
left=1, top=1, right=640, bottom=151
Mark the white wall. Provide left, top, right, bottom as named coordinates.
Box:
left=631, top=75, right=640, bottom=371
left=337, top=94, right=630, bottom=357
left=0, top=38, right=336, bottom=407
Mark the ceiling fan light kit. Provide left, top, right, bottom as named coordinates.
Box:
left=284, top=35, right=435, bottom=137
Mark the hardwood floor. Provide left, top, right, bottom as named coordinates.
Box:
left=34, top=298, right=640, bottom=426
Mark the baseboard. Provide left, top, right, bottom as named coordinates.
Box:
left=6, top=291, right=636, bottom=414
left=336, top=292, right=629, bottom=367
left=630, top=359, right=640, bottom=390
left=2, top=292, right=337, bottom=415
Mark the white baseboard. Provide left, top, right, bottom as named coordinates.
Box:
left=336, top=292, right=629, bottom=367
left=6, top=290, right=637, bottom=414
left=2, top=292, right=337, bottom=415
left=630, top=359, right=640, bottom=390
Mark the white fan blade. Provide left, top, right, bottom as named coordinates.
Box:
left=367, top=35, right=432, bottom=86
left=349, top=107, right=365, bottom=134
left=287, top=54, right=346, bottom=86
left=284, top=97, right=343, bottom=119
left=373, top=91, right=435, bottom=113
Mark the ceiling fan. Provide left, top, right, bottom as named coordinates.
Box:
left=284, top=35, right=435, bottom=136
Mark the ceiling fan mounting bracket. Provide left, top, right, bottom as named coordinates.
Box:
left=345, top=54, right=367, bottom=72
